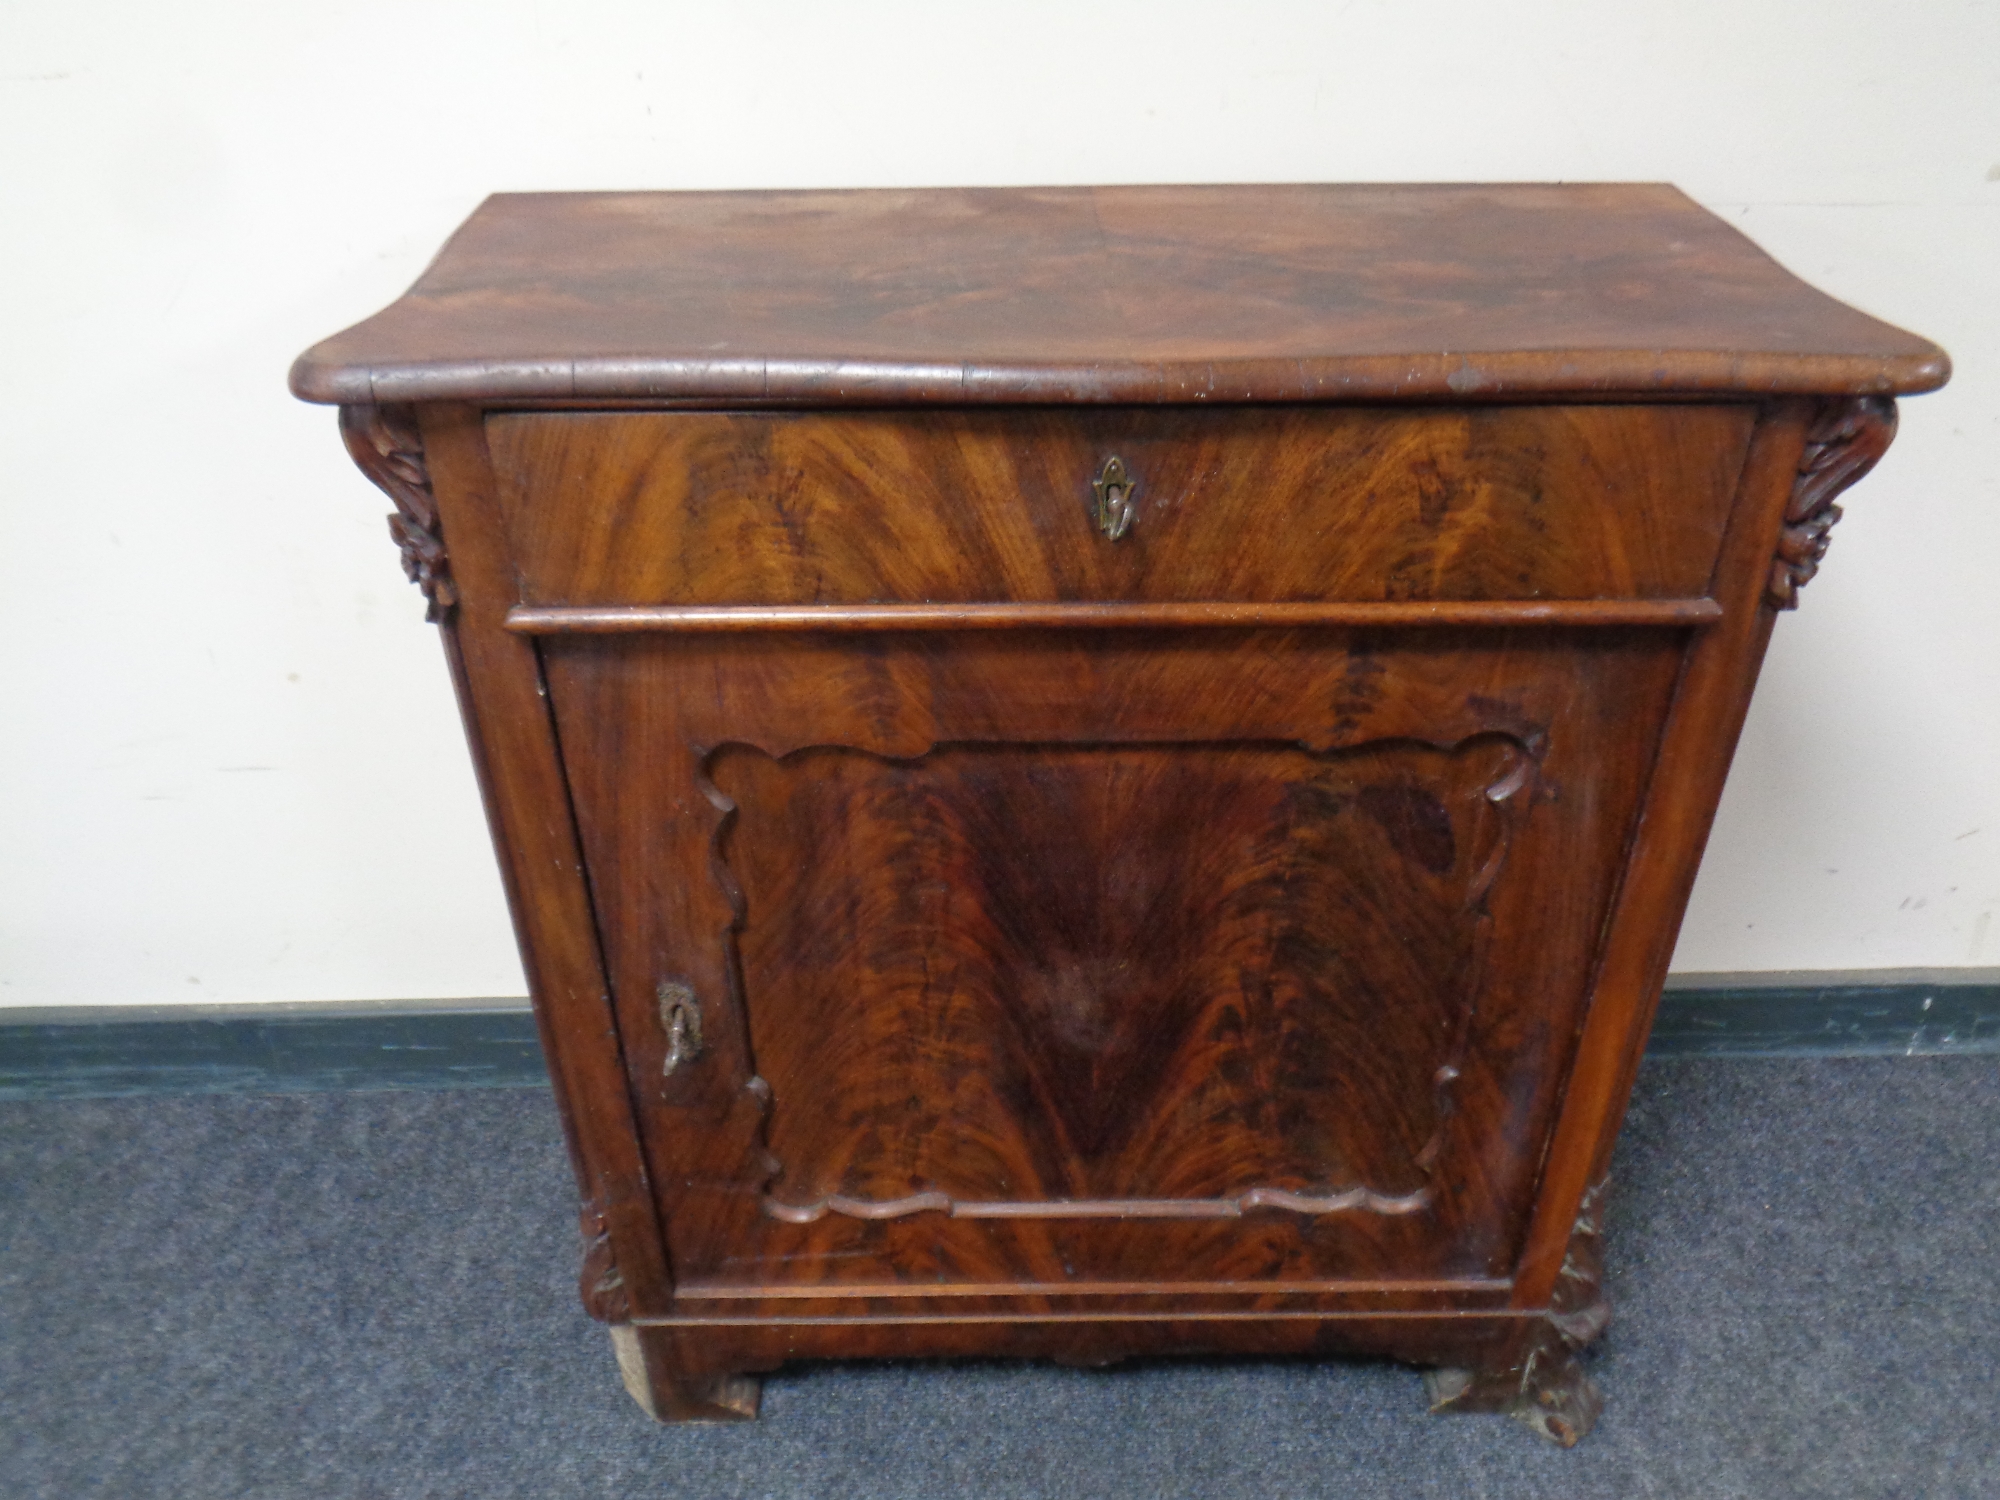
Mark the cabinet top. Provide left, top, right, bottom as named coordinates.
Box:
left=291, top=184, right=1947, bottom=407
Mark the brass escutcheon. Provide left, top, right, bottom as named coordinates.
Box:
left=658, top=980, right=703, bottom=1075
left=1093, top=455, right=1137, bottom=540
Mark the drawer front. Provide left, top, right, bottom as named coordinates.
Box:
left=488, top=405, right=1753, bottom=608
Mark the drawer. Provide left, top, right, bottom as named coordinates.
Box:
left=487, top=405, right=1754, bottom=608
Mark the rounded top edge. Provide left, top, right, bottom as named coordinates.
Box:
left=287, top=347, right=1952, bottom=408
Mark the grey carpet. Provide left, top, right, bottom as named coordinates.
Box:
left=2, top=1057, right=1996, bottom=1499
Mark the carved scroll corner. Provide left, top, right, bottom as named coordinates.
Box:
left=577, top=1202, right=632, bottom=1324
left=1767, top=395, right=1898, bottom=610
left=1548, top=1175, right=1611, bottom=1348
left=337, top=402, right=458, bottom=623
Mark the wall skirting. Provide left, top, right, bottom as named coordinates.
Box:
left=0, top=998, right=547, bottom=1101
left=1, top=972, right=1995, bottom=1101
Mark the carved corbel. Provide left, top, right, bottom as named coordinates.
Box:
left=1767, top=395, right=1898, bottom=609
left=338, top=403, right=458, bottom=622
left=1426, top=1176, right=1611, bottom=1446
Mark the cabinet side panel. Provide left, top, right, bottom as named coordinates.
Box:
left=1510, top=400, right=1816, bottom=1306
left=417, top=404, right=676, bottom=1318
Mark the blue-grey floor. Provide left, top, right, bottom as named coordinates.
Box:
left=3, top=1056, right=1996, bottom=1499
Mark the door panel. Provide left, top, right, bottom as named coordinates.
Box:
left=541, top=628, right=1685, bottom=1298
left=720, top=737, right=1528, bottom=1223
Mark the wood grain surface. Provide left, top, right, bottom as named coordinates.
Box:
left=541, top=624, right=1687, bottom=1301
left=303, top=181, right=1947, bottom=1432
left=412, top=406, right=677, bottom=1328
left=489, top=405, right=1752, bottom=607
left=290, top=185, right=1947, bottom=407
left=717, top=736, right=1532, bottom=1223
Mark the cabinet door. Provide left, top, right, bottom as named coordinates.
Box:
left=542, top=626, right=1685, bottom=1302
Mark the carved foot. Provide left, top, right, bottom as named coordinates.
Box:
left=1425, top=1337, right=1604, bottom=1447
left=609, top=1326, right=762, bottom=1423
left=1429, top=1174, right=1611, bottom=1446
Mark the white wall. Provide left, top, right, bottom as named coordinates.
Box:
left=2, top=0, right=1995, bottom=1007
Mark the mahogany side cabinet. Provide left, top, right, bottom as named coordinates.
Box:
left=292, top=185, right=1946, bottom=1445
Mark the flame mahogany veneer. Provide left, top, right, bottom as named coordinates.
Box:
left=295, top=185, right=1946, bottom=1446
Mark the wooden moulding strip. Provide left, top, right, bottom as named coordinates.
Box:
left=673, top=1277, right=1515, bottom=1301
left=505, top=598, right=1725, bottom=635
left=638, top=1309, right=1541, bottom=1328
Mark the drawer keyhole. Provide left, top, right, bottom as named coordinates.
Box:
left=659, top=981, right=704, bottom=1075
left=1093, top=455, right=1138, bottom=541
